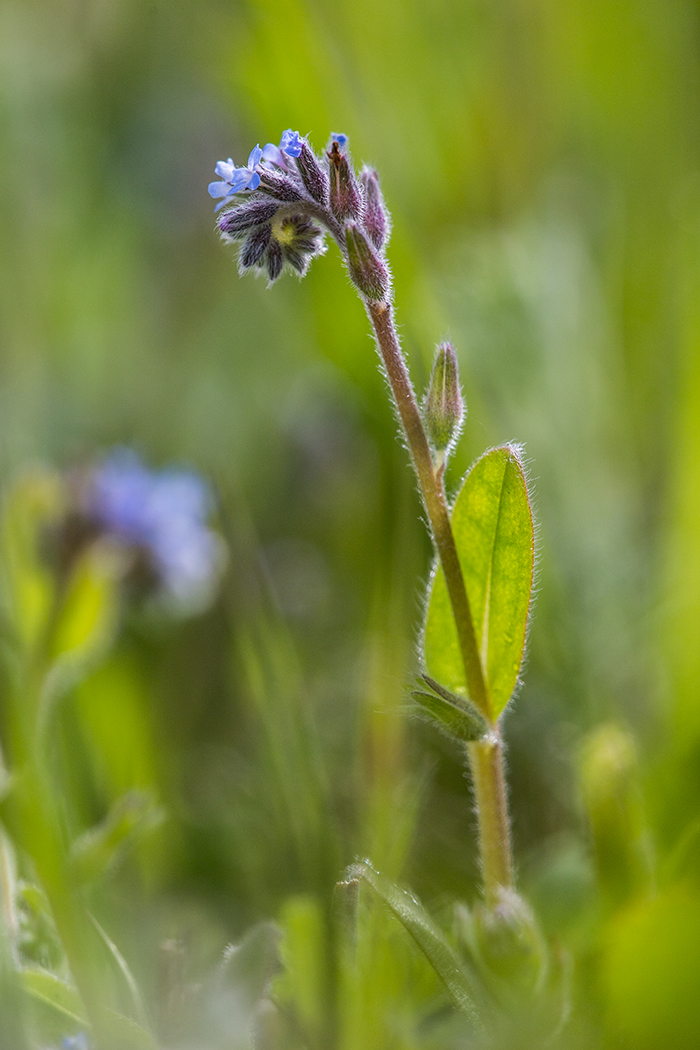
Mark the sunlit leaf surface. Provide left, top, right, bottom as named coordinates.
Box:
left=423, top=446, right=534, bottom=719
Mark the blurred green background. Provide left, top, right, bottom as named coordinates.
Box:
left=1, top=0, right=700, bottom=1045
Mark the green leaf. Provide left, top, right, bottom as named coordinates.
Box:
left=412, top=674, right=489, bottom=742
left=104, top=1011, right=159, bottom=1049
left=19, top=968, right=87, bottom=1027
left=423, top=445, right=534, bottom=719
left=347, top=861, right=481, bottom=1023
left=70, top=791, right=164, bottom=885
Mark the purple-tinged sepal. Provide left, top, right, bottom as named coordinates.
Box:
left=422, top=342, right=465, bottom=458
left=328, top=136, right=362, bottom=223
left=266, top=239, right=284, bottom=282
left=273, top=213, right=326, bottom=276
left=240, top=224, right=272, bottom=269
left=360, top=167, right=390, bottom=250
left=218, top=197, right=280, bottom=238
left=257, top=168, right=305, bottom=203
left=296, top=141, right=329, bottom=204
left=345, top=223, right=389, bottom=301
left=232, top=210, right=326, bottom=283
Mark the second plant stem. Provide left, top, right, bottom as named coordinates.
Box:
left=367, top=299, right=514, bottom=907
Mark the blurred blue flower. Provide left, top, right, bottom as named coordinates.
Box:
left=89, top=449, right=222, bottom=607
left=330, top=132, right=348, bottom=148
left=208, top=145, right=263, bottom=209
left=62, top=1035, right=90, bottom=1050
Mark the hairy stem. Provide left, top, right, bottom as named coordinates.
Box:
left=468, top=732, right=514, bottom=905
left=365, top=298, right=514, bottom=900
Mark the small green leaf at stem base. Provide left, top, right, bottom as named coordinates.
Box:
left=422, top=445, right=534, bottom=720
left=411, top=674, right=489, bottom=742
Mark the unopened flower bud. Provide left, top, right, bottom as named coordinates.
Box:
left=345, top=224, right=389, bottom=301
left=456, top=889, right=547, bottom=993
left=240, top=224, right=272, bottom=268
left=360, top=167, right=389, bottom=249
left=423, top=343, right=464, bottom=454
left=296, top=141, right=329, bottom=204
left=266, top=239, right=283, bottom=282
left=328, top=138, right=362, bottom=222
left=579, top=723, right=651, bottom=903
left=257, top=169, right=304, bottom=202
left=218, top=198, right=279, bottom=237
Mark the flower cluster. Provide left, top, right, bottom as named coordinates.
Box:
left=85, top=449, right=223, bottom=609
left=209, top=129, right=391, bottom=296
left=49, top=450, right=223, bottom=612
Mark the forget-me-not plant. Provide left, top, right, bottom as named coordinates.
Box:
left=208, top=128, right=540, bottom=1015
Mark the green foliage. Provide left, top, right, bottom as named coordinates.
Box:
left=412, top=675, right=489, bottom=743
left=348, top=861, right=481, bottom=1024
left=0, top=0, right=699, bottom=1045
left=423, top=446, right=534, bottom=720
left=19, top=968, right=86, bottom=1029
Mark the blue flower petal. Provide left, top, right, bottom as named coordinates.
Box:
left=247, top=144, right=263, bottom=168
left=208, top=180, right=232, bottom=198
left=248, top=171, right=261, bottom=191
left=214, top=159, right=236, bottom=179
left=262, top=143, right=285, bottom=167
left=331, top=132, right=348, bottom=148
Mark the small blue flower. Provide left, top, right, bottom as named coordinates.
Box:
left=89, top=449, right=222, bottom=606
left=208, top=145, right=263, bottom=209
left=279, top=129, right=303, bottom=157
left=330, top=132, right=348, bottom=148
left=261, top=129, right=304, bottom=168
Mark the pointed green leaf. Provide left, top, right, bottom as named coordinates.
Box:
left=70, top=791, right=164, bottom=885
left=105, top=1011, right=159, bottom=1049
left=412, top=675, right=489, bottom=742
left=347, top=861, right=481, bottom=1023
left=423, top=445, right=534, bottom=719
left=19, top=968, right=87, bottom=1027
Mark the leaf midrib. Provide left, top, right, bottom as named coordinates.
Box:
left=479, top=453, right=509, bottom=719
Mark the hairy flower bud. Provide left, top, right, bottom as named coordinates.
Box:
left=240, top=224, right=272, bottom=268
left=360, top=167, right=389, bottom=250
left=296, top=141, right=329, bottom=204
left=328, top=139, right=362, bottom=222
left=218, top=198, right=280, bottom=237
left=423, top=343, right=464, bottom=454
left=257, top=169, right=305, bottom=202
left=266, top=239, right=284, bottom=282
left=345, top=224, right=389, bottom=301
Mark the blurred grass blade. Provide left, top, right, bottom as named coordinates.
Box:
left=70, top=792, right=163, bottom=885
left=423, top=445, right=534, bottom=719
left=333, top=877, right=360, bottom=955
left=348, top=860, right=481, bottom=1023
left=89, top=914, right=151, bottom=1031
left=412, top=674, right=489, bottom=742
left=19, top=968, right=87, bottom=1027
left=220, top=920, right=282, bottom=1009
